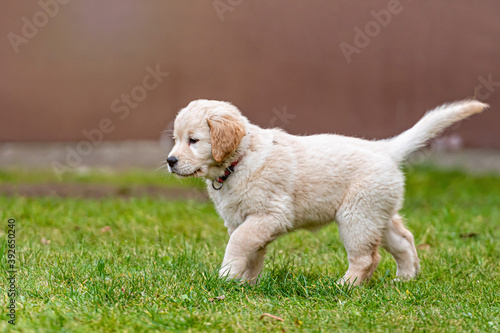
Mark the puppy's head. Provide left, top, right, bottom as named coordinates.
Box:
left=167, top=100, right=246, bottom=178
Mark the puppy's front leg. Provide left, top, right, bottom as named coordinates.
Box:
left=220, top=216, right=284, bottom=285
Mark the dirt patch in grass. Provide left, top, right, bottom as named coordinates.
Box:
left=0, top=183, right=209, bottom=201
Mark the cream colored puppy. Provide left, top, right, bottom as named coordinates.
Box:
left=167, top=99, right=487, bottom=286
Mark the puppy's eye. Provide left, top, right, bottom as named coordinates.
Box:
left=189, top=138, right=199, bottom=145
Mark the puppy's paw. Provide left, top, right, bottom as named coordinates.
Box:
left=219, top=266, right=237, bottom=281
left=392, top=273, right=417, bottom=283
left=336, top=276, right=360, bottom=287
left=219, top=265, right=259, bottom=285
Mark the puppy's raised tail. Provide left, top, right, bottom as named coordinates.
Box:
left=386, top=100, right=489, bottom=163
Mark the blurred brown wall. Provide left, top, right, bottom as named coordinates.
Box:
left=0, top=0, right=499, bottom=147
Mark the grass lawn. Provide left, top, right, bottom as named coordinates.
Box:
left=1, top=166, right=499, bottom=332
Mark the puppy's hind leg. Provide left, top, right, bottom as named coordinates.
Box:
left=381, top=214, right=419, bottom=280
left=336, top=210, right=383, bottom=286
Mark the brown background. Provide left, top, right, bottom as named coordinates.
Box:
left=0, top=0, right=499, bottom=147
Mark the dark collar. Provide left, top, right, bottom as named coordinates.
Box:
left=212, top=160, right=239, bottom=190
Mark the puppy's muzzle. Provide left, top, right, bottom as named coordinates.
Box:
left=167, top=156, right=178, bottom=168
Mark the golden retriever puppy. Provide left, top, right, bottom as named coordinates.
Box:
left=167, top=99, right=487, bottom=286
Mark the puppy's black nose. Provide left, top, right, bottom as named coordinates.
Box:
left=167, top=156, right=178, bottom=168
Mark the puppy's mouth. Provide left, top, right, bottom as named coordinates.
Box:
left=174, top=168, right=202, bottom=178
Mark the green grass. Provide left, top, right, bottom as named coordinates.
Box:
left=1, top=166, right=499, bottom=332
left=0, top=168, right=205, bottom=189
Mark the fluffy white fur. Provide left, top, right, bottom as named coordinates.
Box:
left=167, top=99, right=488, bottom=286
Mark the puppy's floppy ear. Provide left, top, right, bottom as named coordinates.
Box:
left=207, top=113, right=246, bottom=163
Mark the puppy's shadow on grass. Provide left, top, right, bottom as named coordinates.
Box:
left=200, top=259, right=355, bottom=300
left=258, top=266, right=353, bottom=299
